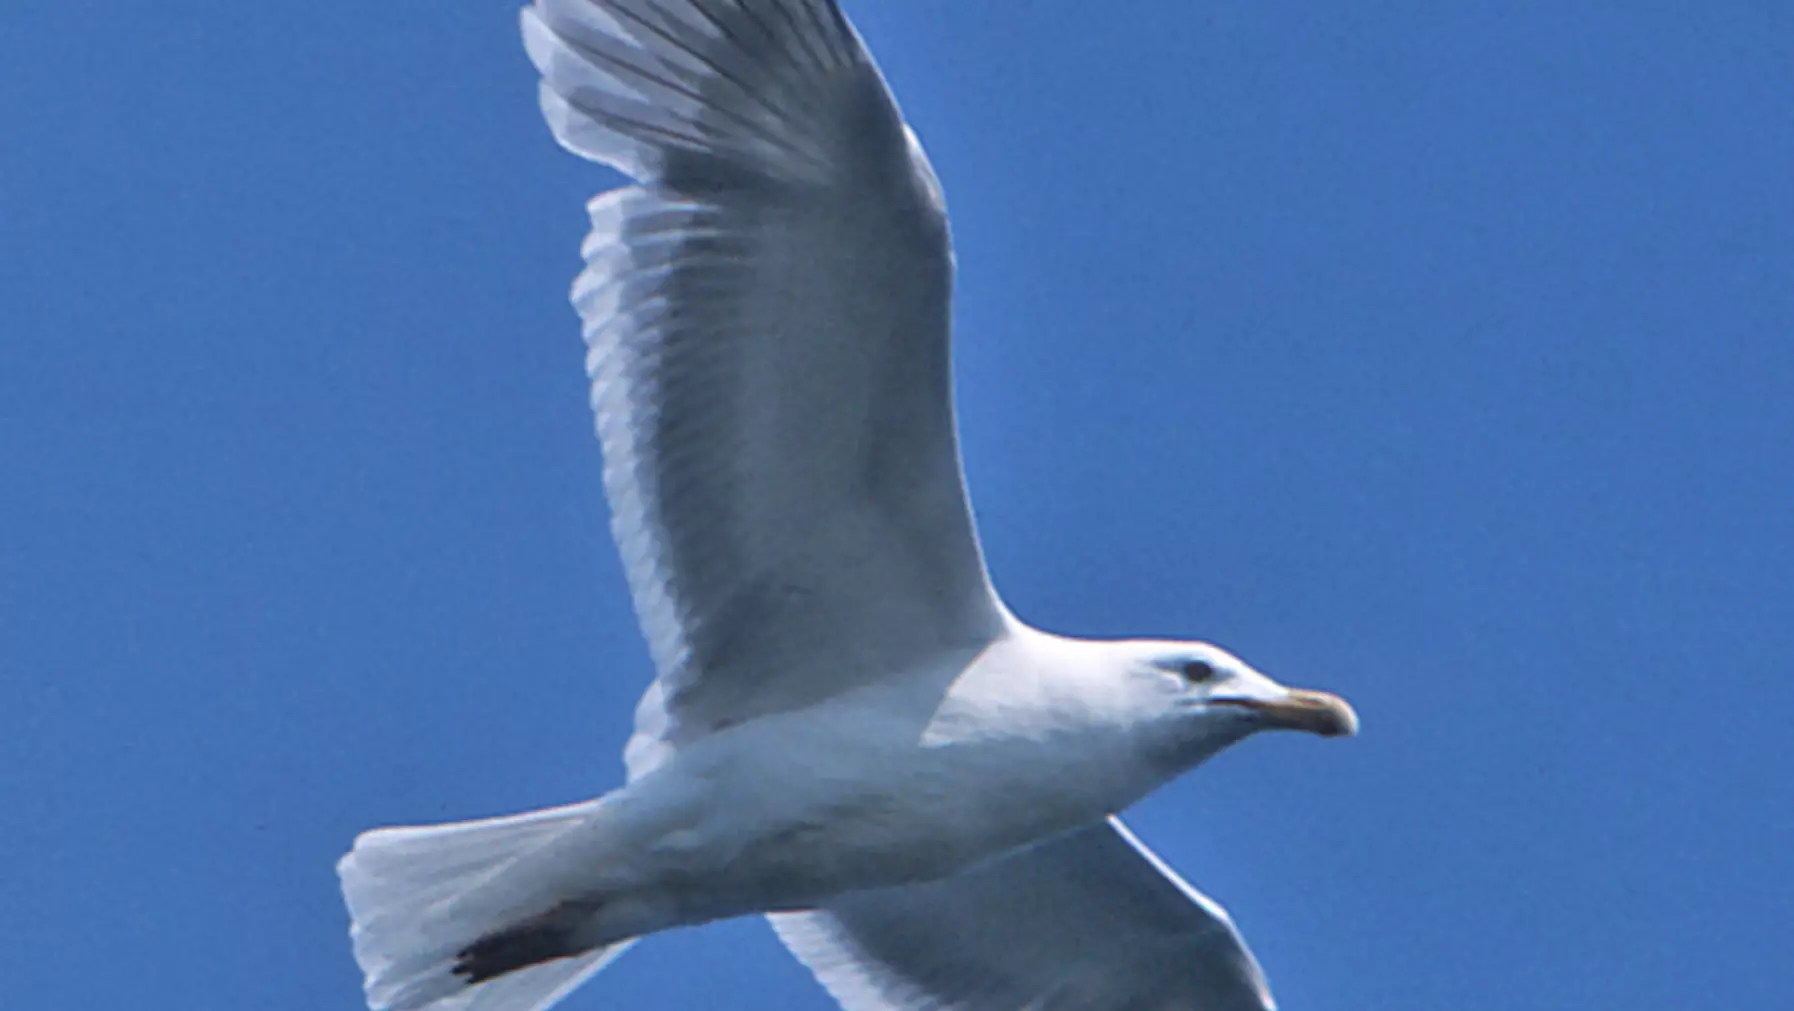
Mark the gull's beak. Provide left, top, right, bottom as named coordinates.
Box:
left=1213, top=688, right=1358, bottom=738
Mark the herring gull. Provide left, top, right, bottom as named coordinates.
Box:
left=337, top=2, right=1359, bottom=1009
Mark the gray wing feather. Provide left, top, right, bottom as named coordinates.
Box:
left=524, top=0, right=1003, bottom=777
left=769, top=819, right=1276, bottom=1011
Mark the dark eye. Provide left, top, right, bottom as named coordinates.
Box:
left=1181, top=659, right=1219, bottom=683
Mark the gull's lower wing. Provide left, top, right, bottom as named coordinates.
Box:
left=523, top=0, right=1005, bottom=776
left=769, top=818, right=1276, bottom=1011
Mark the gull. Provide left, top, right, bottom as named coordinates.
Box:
left=336, top=2, right=1359, bottom=1009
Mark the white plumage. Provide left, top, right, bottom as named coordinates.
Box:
left=337, top=3, right=1357, bottom=1010
left=532, top=0, right=1001, bottom=780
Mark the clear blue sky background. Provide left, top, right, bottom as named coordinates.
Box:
left=3, top=2, right=1791, bottom=1009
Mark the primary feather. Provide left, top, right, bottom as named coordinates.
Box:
left=526, top=0, right=1003, bottom=780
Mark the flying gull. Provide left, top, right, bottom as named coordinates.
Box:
left=337, top=2, right=1358, bottom=1009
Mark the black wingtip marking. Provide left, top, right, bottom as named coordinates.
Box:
left=452, top=905, right=594, bottom=984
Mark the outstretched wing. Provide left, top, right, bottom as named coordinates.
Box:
left=523, top=0, right=1005, bottom=776
left=770, top=818, right=1276, bottom=1011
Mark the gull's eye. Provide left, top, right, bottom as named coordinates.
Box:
left=1180, top=659, right=1219, bottom=683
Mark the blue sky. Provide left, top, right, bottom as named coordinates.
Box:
left=3, top=2, right=1791, bottom=1009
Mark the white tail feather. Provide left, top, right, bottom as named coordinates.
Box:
left=337, top=801, right=633, bottom=1011
left=338, top=2, right=887, bottom=1005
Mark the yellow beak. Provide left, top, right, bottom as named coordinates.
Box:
left=1214, top=688, right=1358, bottom=738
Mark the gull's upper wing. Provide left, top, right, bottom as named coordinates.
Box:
left=769, top=818, right=1276, bottom=1011
left=522, top=0, right=1005, bottom=775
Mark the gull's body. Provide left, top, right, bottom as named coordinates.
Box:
left=337, top=3, right=1357, bottom=1010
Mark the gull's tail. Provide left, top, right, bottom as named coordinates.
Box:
left=340, top=2, right=881, bottom=1006
left=336, top=801, right=634, bottom=1011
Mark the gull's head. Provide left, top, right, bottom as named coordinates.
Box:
left=1115, top=640, right=1357, bottom=765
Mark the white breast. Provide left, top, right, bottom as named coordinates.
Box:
left=593, top=629, right=1168, bottom=923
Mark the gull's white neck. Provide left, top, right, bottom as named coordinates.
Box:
left=557, top=622, right=1225, bottom=932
